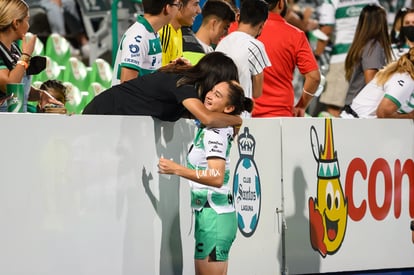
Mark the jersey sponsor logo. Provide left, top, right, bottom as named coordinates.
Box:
left=209, top=139, right=224, bottom=154
left=209, top=140, right=223, bottom=146
left=124, top=58, right=139, bottom=66
left=134, top=35, right=142, bottom=43
left=196, top=242, right=204, bottom=253
left=336, top=4, right=365, bottom=19
left=209, top=146, right=223, bottom=154
left=129, top=44, right=140, bottom=54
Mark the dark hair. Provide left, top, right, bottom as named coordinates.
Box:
left=40, top=79, right=66, bottom=103
left=239, top=0, right=268, bottom=26
left=344, top=4, right=392, bottom=81
left=266, top=0, right=280, bottom=11
left=142, top=0, right=173, bottom=15
left=202, top=0, right=235, bottom=23
left=225, top=80, right=254, bottom=115
left=391, top=7, right=409, bottom=44
left=398, top=8, right=414, bottom=46
left=158, top=52, right=239, bottom=100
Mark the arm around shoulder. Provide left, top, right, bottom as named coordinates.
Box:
left=182, top=98, right=242, bottom=127
left=120, top=67, right=139, bottom=83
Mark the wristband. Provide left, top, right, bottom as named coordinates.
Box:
left=17, top=60, right=29, bottom=70
left=303, top=88, right=315, bottom=97
left=20, top=54, right=31, bottom=63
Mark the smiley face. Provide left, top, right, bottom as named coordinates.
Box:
left=317, top=178, right=348, bottom=253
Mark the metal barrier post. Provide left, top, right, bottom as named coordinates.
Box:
left=111, top=0, right=120, bottom=65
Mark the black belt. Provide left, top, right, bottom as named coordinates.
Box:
left=343, top=105, right=359, bottom=118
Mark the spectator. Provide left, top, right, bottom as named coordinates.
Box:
left=192, top=0, right=237, bottom=32
left=112, top=0, right=180, bottom=85
left=34, top=0, right=90, bottom=58
left=182, top=0, right=236, bottom=64
left=0, top=0, right=61, bottom=112
left=343, top=4, right=393, bottom=106
left=36, top=79, right=66, bottom=113
left=252, top=0, right=320, bottom=117
left=83, top=52, right=243, bottom=129
left=285, top=0, right=319, bottom=33
left=216, top=0, right=270, bottom=118
left=157, top=80, right=253, bottom=275
left=315, top=0, right=379, bottom=117
left=394, top=8, right=414, bottom=59
left=340, top=47, right=414, bottom=119
left=391, top=7, right=408, bottom=45
left=159, top=0, right=202, bottom=66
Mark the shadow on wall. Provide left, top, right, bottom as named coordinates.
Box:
left=279, top=166, right=321, bottom=274
left=113, top=117, right=193, bottom=275
left=144, top=118, right=194, bottom=275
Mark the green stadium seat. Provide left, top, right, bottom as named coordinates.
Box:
left=62, top=57, right=91, bottom=91
left=89, top=58, right=112, bottom=89
left=45, top=33, right=71, bottom=66
left=63, top=82, right=83, bottom=114
left=88, top=82, right=106, bottom=97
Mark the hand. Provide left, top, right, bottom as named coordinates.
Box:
left=22, top=33, right=36, bottom=56
left=306, top=19, right=319, bottom=32
left=171, top=57, right=191, bottom=66
left=302, top=7, right=314, bottom=19
left=0, top=94, right=11, bottom=105
left=158, top=157, right=178, bottom=175
left=408, top=110, right=414, bottom=119
left=293, top=107, right=305, bottom=117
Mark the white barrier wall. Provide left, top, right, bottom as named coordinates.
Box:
left=0, top=114, right=196, bottom=275
left=281, top=118, right=414, bottom=274
left=228, top=119, right=282, bottom=275
left=0, top=114, right=413, bottom=275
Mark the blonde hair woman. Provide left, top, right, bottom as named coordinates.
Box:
left=341, top=47, right=414, bottom=118
left=0, top=0, right=60, bottom=111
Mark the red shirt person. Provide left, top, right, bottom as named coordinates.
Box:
left=252, top=0, right=320, bottom=117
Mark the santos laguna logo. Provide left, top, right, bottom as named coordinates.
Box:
left=233, top=127, right=261, bottom=237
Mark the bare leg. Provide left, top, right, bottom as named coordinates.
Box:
left=195, top=256, right=228, bottom=275
left=325, top=105, right=341, bottom=117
